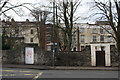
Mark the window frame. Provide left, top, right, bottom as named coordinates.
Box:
left=80, top=28, right=85, bottom=33
left=100, top=35, right=104, bottom=42
left=80, top=35, right=85, bottom=43
left=100, top=28, right=104, bottom=34
left=31, top=29, right=34, bottom=34
left=30, top=38, right=33, bottom=42
left=92, top=35, right=97, bottom=42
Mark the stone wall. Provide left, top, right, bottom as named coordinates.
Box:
left=1, top=45, right=119, bottom=66
left=34, top=51, right=53, bottom=66
left=1, top=50, right=53, bottom=66
left=1, top=47, right=91, bottom=66
left=2, top=50, right=24, bottom=64
left=55, top=51, right=91, bottom=66
left=110, top=45, right=119, bottom=67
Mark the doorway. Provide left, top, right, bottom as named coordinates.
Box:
left=96, top=51, right=105, bottom=66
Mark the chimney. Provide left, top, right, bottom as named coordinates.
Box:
left=26, top=19, right=29, bottom=23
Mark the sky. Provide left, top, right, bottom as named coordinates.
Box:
left=1, top=0, right=104, bottom=23
left=2, top=0, right=50, bottom=21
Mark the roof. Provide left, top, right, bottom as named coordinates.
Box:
left=95, top=21, right=110, bottom=25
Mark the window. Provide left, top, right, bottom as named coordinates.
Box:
left=107, top=28, right=112, bottom=33
left=101, top=46, right=105, bottom=51
left=73, top=47, right=76, bottom=51
left=15, top=27, right=19, bottom=37
left=92, top=36, right=97, bottom=42
left=95, top=46, right=97, bottom=50
left=30, top=38, right=33, bottom=42
left=100, top=28, right=104, bottom=34
left=46, top=36, right=51, bottom=41
left=92, top=28, right=97, bottom=33
left=100, top=35, right=104, bottom=42
left=80, top=28, right=85, bottom=33
left=81, top=46, right=85, bottom=51
left=47, top=46, right=51, bottom=51
left=15, top=28, right=19, bottom=34
left=31, top=29, right=33, bottom=34
left=80, top=35, right=85, bottom=43
left=107, top=36, right=112, bottom=42
left=72, top=35, right=76, bottom=41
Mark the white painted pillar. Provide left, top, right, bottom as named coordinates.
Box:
left=91, top=45, right=96, bottom=66
left=105, top=44, right=111, bottom=66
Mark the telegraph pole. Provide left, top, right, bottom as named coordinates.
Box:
left=52, top=0, right=55, bottom=66
left=77, top=27, right=80, bottom=51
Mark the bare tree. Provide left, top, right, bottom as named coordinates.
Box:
left=55, top=0, right=81, bottom=51
left=0, top=0, right=30, bottom=18
left=30, top=7, right=52, bottom=50
left=31, top=9, right=51, bottom=24
left=1, top=18, right=25, bottom=50
left=0, top=0, right=31, bottom=50
left=94, top=0, right=120, bottom=53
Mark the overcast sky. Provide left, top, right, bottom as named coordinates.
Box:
left=2, top=0, right=105, bottom=23
left=3, top=0, right=50, bottom=21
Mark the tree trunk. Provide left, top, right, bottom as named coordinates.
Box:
left=117, top=4, right=120, bottom=66
left=117, top=18, right=120, bottom=67
left=67, top=32, right=72, bottom=51
left=117, top=25, right=120, bottom=53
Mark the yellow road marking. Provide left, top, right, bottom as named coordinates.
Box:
left=0, top=74, right=33, bottom=77
left=0, top=70, right=31, bottom=73
left=19, top=71, right=31, bottom=72
left=10, top=74, right=15, bottom=76
left=0, top=74, right=15, bottom=76
left=32, top=72, right=43, bottom=80
left=24, top=74, right=34, bottom=76
left=0, top=74, right=9, bottom=77
left=1, top=70, right=14, bottom=72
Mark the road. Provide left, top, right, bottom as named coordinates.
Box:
left=0, top=68, right=119, bottom=80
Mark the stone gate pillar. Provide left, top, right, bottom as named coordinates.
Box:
left=90, top=43, right=111, bottom=66
left=105, top=44, right=111, bottom=66
left=91, top=44, right=96, bottom=66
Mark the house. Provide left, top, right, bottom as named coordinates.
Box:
left=1, top=19, right=54, bottom=51
left=1, top=19, right=118, bottom=66
left=70, top=22, right=116, bottom=66
left=71, top=22, right=115, bottom=51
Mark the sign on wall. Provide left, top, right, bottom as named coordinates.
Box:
left=25, top=47, right=34, bottom=64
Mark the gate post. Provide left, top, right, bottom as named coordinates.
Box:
left=91, top=44, right=96, bottom=66
left=105, top=44, right=111, bottom=66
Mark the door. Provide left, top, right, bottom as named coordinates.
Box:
left=96, top=51, right=105, bottom=66
left=25, top=47, right=34, bottom=64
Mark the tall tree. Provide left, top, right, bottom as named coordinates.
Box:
left=55, top=0, right=81, bottom=51
left=30, top=8, right=52, bottom=50
left=0, top=0, right=30, bottom=50
left=94, top=0, right=120, bottom=53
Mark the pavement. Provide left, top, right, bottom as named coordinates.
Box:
left=1, top=64, right=119, bottom=71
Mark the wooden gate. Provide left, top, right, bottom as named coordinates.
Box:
left=96, top=51, right=105, bottom=66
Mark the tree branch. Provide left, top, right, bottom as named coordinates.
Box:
left=0, top=3, right=29, bottom=15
